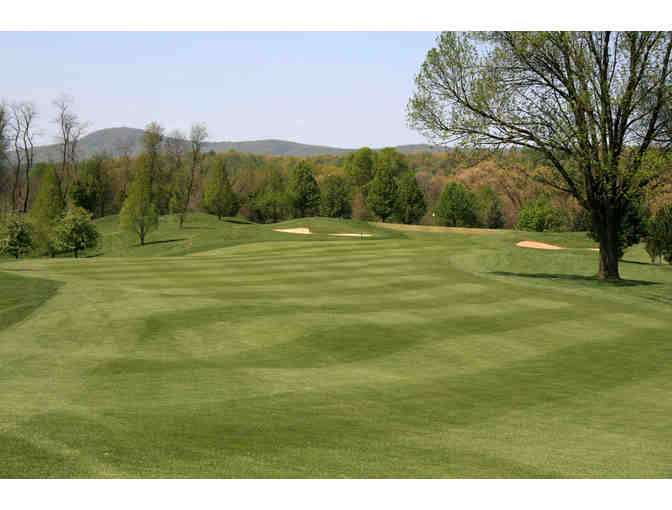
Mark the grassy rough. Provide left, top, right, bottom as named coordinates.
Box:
left=1, top=215, right=671, bottom=477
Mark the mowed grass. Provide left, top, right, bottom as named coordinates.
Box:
left=1, top=215, right=671, bottom=477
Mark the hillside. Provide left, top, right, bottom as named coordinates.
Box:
left=31, top=127, right=445, bottom=162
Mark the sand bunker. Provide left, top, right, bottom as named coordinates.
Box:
left=272, top=227, right=373, bottom=237
left=273, top=227, right=312, bottom=234
left=516, top=240, right=566, bottom=250
left=516, top=241, right=600, bottom=252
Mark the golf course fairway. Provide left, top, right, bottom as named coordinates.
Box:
left=1, top=215, right=671, bottom=477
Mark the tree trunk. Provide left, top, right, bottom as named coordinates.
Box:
left=74, top=249, right=78, bottom=258
left=22, top=170, right=30, bottom=213
left=595, top=207, right=621, bottom=281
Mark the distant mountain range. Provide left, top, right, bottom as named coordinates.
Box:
left=31, top=127, right=445, bottom=162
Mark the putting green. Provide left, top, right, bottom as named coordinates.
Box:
left=1, top=216, right=671, bottom=477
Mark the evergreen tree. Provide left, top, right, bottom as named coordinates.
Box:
left=289, top=161, right=320, bottom=218
left=436, top=182, right=478, bottom=227
left=202, top=161, right=239, bottom=220
left=320, top=174, right=352, bottom=218
left=367, top=166, right=398, bottom=223
left=55, top=206, right=99, bottom=258
left=396, top=172, right=426, bottom=224
left=120, top=173, right=159, bottom=246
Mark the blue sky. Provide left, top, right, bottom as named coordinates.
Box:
left=1, top=31, right=440, bottom=148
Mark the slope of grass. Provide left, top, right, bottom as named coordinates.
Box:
left=1, top=220, right=671, bottom=477
left=86, top=213, right=400, bottom=258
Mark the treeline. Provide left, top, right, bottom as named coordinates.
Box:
left=2, top=106, right=672, bottom=259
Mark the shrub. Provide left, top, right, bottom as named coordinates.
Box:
left=55, top=206, right=100, bottom=258
left=0, top=212, right=35, bottom=259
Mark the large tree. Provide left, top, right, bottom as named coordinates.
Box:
left=140, top=121, right=166, bottom=209
left=408, top=31, right=672, bottom=280
left=0, top=103, right=8, bottom=212
left=8, top=102, right=37, bottom=212
left=53, top=94, right=87, bottom=201
left=180, top=123, right=208, bottom=227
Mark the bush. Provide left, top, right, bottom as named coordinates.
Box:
left=55, top=206, right=100, bottom=258
left=0, top=212, right=35, bottom=259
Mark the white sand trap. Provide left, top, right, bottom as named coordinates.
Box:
left=329, top=233, right=373, bottom=237
left=273, top=227, right=312, bottom=234
left=516, top=240, right=566, bottom=250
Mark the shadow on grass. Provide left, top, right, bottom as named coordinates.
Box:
left=620, top=259, right=671, bottom=267
left=137, top=238, right=187, bottom=247
left=222, top=219, right=254, bottom=225
left=181, top=226, right=216, bottom=230
left=490, top=271, right=659, bottom=287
